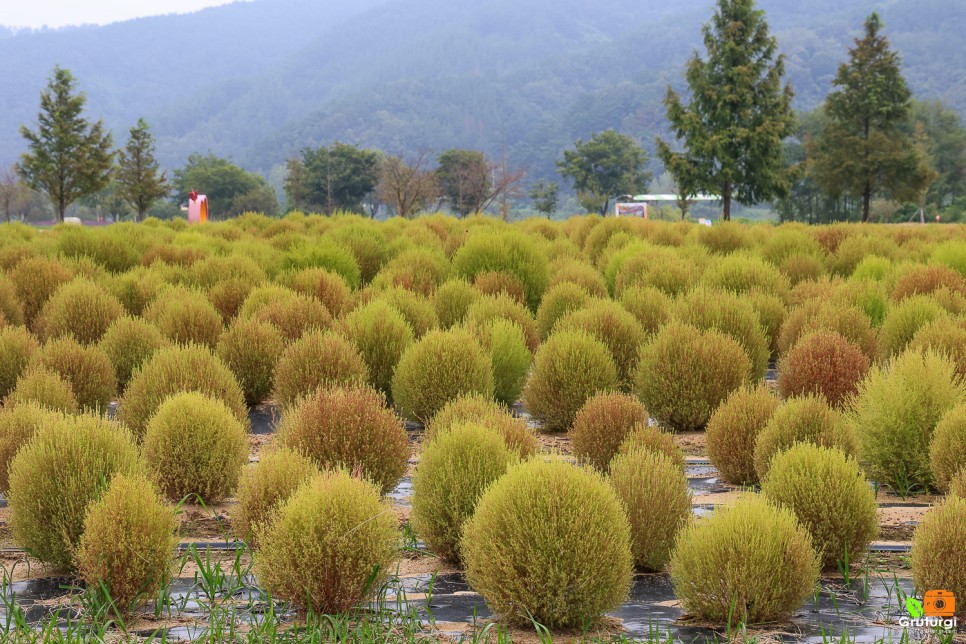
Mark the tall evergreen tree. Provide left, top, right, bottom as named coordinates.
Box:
left=808, top=14, right=928, bottom=223
left=116, top=119, right=168, bottom=221
left=18, top=67, right=114, bottom=222
left=657, top=0, right=794, bottom=221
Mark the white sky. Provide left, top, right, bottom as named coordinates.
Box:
left=1, top=0, right=248, bottom=29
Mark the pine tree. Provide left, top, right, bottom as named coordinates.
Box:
left=808, top=14, right=930, bottom=222
left=18, top=67, right=114, bottom=222
left=116, top=119, right=168, bottom=221
left=657, top=0, right=794, bottom=221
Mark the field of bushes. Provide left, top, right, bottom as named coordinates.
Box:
left=0, top=213, right=964, bottom=642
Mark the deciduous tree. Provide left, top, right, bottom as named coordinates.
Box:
left=557, top=130, right=650, bottom=216
left=173, top=153, right=277, bottom=218
left=376, top=152, right=439, bottom=219
left=529, top=181, right=559, bottom=219
left=284, top=142, right=379, bottom=215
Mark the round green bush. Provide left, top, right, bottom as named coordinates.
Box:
left=118, top=343, right=248, bottom=438
left=207, top=277, right=253, bottom=322
left=433, top=278, right=479, bottom=328
left=910, top=496, right=966, bottom=619
left=0, top=275, right=25, bottom=327
left=216, top=318, right=285, bottom=406
left=748, top=289, right=786, bottom=356
left=9, top=256, right=73, bottom=327
left=144, top=286, right=224, bottom=349
left=851, top=349, right=965, bottom=494
left=372, top=246, right=450, bottom=296
left=778, top=331, right=870, bottom=407
left=522, top=329, right=618, bottom=433
left=464, top=293, right=539, bottom=353
left=615, top=424, right=686, bottom=470
left=426, top=394, right=538, bottom=458
left=281, top=267, right=353, bottom=318
left=669, top=494, right=820, bottom=624
left=412, top=422, right=515, bottom=563
left=75, top=473, right=177, bottom=616
left=98, top=316, right=168, bottom=392
left=276, top=385, right=409, bottom=493
left=250, top=292, right=332, bottom=343
left=8, top=412, right=141, bottom=571
left=618, top=285, right=672, bottom=336
left=569, top=392, right=649, bottom=471
left=368, top=287, right=438, bottom=338
left=778, top=301, right=878, bottom=360
left=697, top=221, right=752, bottom=255
left=610, top=450, right=691, bottom=571
left=341, top=300, right=414, bottom=401
left=0, top=402, right=62, bottom=494
left=461, top=458, right=633, bottom=628
left=633, top=323, right=751, bottom=433
left=35, top=278, right=124, bottom=345
left=546, top=258, right=608, bottom=297
left=779, top=253, right=825, bottom=286
left=472, top=270, right=526, bottom=305
left=255, top=470, right=398, bottom=614
left=891, top=264, right=966, bottom=302
left=283, top=241, right=362, bottom=289
left=753, top=394, right=857, bottom=479
left=761, top=444, right=879, bottom=570
left=478, top=318, right=531, bottom=405
left=909, top=317, right=966, bottom=378
left=950, top=470, right=966, bottom=499
left=32, top=336, right=117, bottom=412
left=700, top=253, right=790, bottom=301
left=0, top=325, right=39, bottom=400
left=706, top=385, right=780, bottom=486
left=391, top=327, right=494, bottom=423
left=142, top=392, right=249, bottom=502
left=555, top=299, right=646, bottom=387
left=273, top=331, right=370, bottom=409
left=535, top=282, right=590, bottom=339
left=612, top=247, right=697, bottom=297
left=452, top=229, right=549, bottom=311
left=234, top=447, right=320, bottom=547
left=879, top=295, right=947, bottom=359
left=851, top=255, right=895, bottom=282
left=109, top=266, right=166, bottom=317
left=6, top=366, right=79, bottom=413
left=930, top=405, right=966, bottom=493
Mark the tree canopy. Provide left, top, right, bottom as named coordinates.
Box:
left=557, top=130, right=650, bottom=215
left=173, top=153, right=278, bottom=218
left=284, top=142, right=380, bottom=215
left=116, top=119, right=169, bottom=221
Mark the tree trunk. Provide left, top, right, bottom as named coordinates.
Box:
left=722, top=182, right=732, bottom=221
left=862, top=182, right=871, bottom=223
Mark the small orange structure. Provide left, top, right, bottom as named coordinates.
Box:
left=188, top=191, right=208, bottom=223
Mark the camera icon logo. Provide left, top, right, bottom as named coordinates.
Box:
left=923, top=590, right=956, bottom=618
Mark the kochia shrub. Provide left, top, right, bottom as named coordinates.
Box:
left=32, top=336, right=117, bottom=412
left=426, top=394, right=538, bottom=458
left=473, top=270, right=526, bottom=305
left=546, top=258, right=608, bottom=297
left=0, top=275, right=25, bottom=327
left=250, top=292, right=332, bottom=343
left=569, top=392, right=649, bottom=471
left=535, top=282, right=590, bottom=339
left=216, top=318, right=285, bottom=406
left=700, top=253, right=790, bottom=301
left=340, top=300, right=414, bottom=401
left=555, top=299, right=646, bottom=387
left=0, top=402, right=61, bottom=494
left=706, top=385, right=779, bottom=485
left=616, top=424, right=686, bottom=470
left=910, top=496, right=966, bottom=619
left=461, top=459, right=633, bottom=628
left=878, top=295, right=947, bottom=359
left=372, top=246, right=450, bottom=296
left=669, top=495, right=820, bottom=624
left=778, top=301, right=878, bottom=360
left=280, top=267, right=353, bottom=318
left=778, top=331, right=870, bottom=407
left=761, top=444, right=879, bottom=569
left=464, top=293, right=539, bottom=352
left=618, top=286, right=672, bottom=337
left=930, top=405, right=966, bottom=493
left=891, top=264, right=966, bottom=302
left=633, top=323, right=751, bottom=432
left=909, top=317, right=966, bottom=378
left=0, top=325, right=39, bottom=401
left=432, top=278, right=479, bottom=328
left=452, top=229, right=549, bottom=311
left=98, top=316, right=168, bottom=392
left=35, top=278, right=124, bottom=345
left=9, top=256, right=73, bottom=326
left=6, top=366, right=79, bottom=413
left=143, top=286, right=224, bottom=349
left=234, top=447, right=319, bottom=547
left=272, top=331, right=370, bottom=409
left=478, top=318, right=531, bottom=405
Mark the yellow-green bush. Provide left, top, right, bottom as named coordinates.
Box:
left=891, top=264, right=966, bottom=302
left=250, top=292, right=332, bottom=343
left=432, top=278, right=479, bottom=328
left=464, top=293, right=539, bottom=353
left=9, top=256, right=73, bottom=326
left=950, top=470, right=966, bottom=499
left=109, top=266, right=166, bottom=317
left=669, top=494, right=820, bottom=624
left=535, top=282, right=590, bottom=340
left=878, top=295, right=948, bottom=359
left=142, top=392, right=249, bottom=502
left=851, top=349, right=965, bottom=494
left=910, top=496, right=966, bottom=619
left=234, top=447, right=319, bottom=547
left=569, top=392, right=649, bottom=471
left=452, top=228, right=549, bottom=311
left=555, top=299, right=646, bottom=387
left=777, top=301, right=878, bottom=360
left=618, top=285, right=672, bottom=336
left=412, top=422, right=516, bottom=563
left=279, top=267, right=352, bottom=318
left=930, top=405, right=966, bottom=493
left=98, top=316, right=168, bottom=392
left=272, top=331, right=369, bottom=409
left=368, top=287, right=438, bottom=338
left=0, top=325, right=38, bottom=400
left=0, top=402, right=62, bottom=494
left=6, top=366, right=79, bottom=413
left=216, top=318, right=285, bottom=406
left=426, top=394, right=537, bottom=457
left=472, top=270, right=526, bottom=304
left=32, top=336, right=117, bottom=412
left=700, top=253, right=790, bottom=301
left=34, top=278, right=124, bottom=345
left=478, top=318, right=531, bottom=405
left=615, top=424, right=685, bottom=470
left=255, top=470, right=398, bottom=614
left=340, top=300, right=413, bottom=401
left=282, top=241, right=362, bottom=289
left=779, top=253, right=825, bottom=286
left=276, top=385, right=409, bottom=493
left=778, top=331, right=870, bottom=407
left=747, top=289, right=786, bottom=356
left=753, top=394, right=857, bottom=479
left=761, top=444, right=878, bottom=569
left=461, top=458, right=632, bottom=628
left=143, top=285, right=224, bottom=349
left=706, top=385, right=779, bottom=485
left=392, top=327, right=494, bottom=423
left=118, top=343, right=247, bottom=438
left=546, top=258, right=608, bottom=297
left=610, top=449, right=691, bottom=571
left=8, top=413, right=142, bottom=571
left=75, top=474, right=177, bottom=616
left=633, top=323, right=751, bottom=432
left=372, top=247, right=451, bottom=296
left=909, top=317, right=966, bottom=378
left=0, top=275, right=25, bottom=327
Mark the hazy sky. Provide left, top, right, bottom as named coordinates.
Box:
left=2, top=0, right=249, bottom=28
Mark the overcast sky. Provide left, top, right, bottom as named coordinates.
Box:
left=2, top=0, right=248, bottom=28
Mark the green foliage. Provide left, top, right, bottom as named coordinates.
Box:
left=891, top=264, right=966, bottom=302
left=368, top=287, right=438, bottom=338
left=32, top=335, right=116, bottom=412
left=426, top=394, right=538, bottom=458
left=706, top=385, right=779, bottom=485
left=35, top=278, right=124, bottom=345
left=276, top=385, right=409, bottom=493
left=952, top=471, right=966, bottom=500
left=412, top=422, right=515, bottom=563
left=144, top=285, right=224, bottom=349
left=215, top=318, right=284, bottom=406
left=432, top=278, right=479, bottom=329
left=8, top=412, right=141, bottom=571
left=536, top=282, right=590, bottom=338
left=248, top=291, right=332, bottom=343
left=0, top=275, right=25, bottom=327
left=0, top=325, right=38, bottom=400
left=762, top=444, right=879, bottom=570
left=75, top=473, right=177, bottom=616
left=878, top=295, right=947, bottom=359
left=633, top=322, right=751, bottom=432
left=116, top=119, right=169, bottom=221
left=6, top=366, right=78, bottom=413
left=285, top=143, right=379, bottom=215
left=435, top=149, right=491, bottom=217
left=0, top=402, right=61, bottom=494
left=852, top=350, right=965, bottom=494
left=452, top=229, right=549, bottom=311
left=9, top=256, right=73, bottom=326
left=461, top=458, right=633, bottom=628
left=778, top=331, right=870, bottom=407
left=522, top=329, right=618, bottom=433
left=910, top=496, right=966, bottom=619
left=610, top=449, right=691, bottom=571
left=909, top=317, right=966, bottom=379
left=528, top=180, right=559, bottom=217
left=118, top=343, right=247, bottom=438
left=557, top=129, right=651, bottom=215
left=234, top=447, right=319, bottom=547
left=569, top=392, right=649, bottom=471
left=930, top=404, right=966, bottom=493
left=142, top=391, right=249, bottom=502
left=255, top=470, right=398, bottom=614
left=98, top=316, right=168, bottom=392
left=616, top=424, right=685, bottom=469
left=618, top=285, right=672, bottom=336
left=18, top=67, right=114, bottom=220
left=273, top=330, right=370, bottom=409
left=472, top=270, right=527, bottom=305
left=464, top=292, right=538, bottom=353
left=280, top=267, right=353, bottom=318
left=778, top=300, right=878, bottom=359
left=391, top=327, right=494, bottom=423
left=547, top=258, right=608, bottom=297
left=670, top=495, right=820, bottom=623
left=173, top=153, right=278, bottom=218
left=478, top=318, right=531, bottom=405
left=372, top=246, right=450, bottom=296
left=555, top=299, right=646, bottom=387
left=700, top=253, right=791, bottom=301
left=341, top=300, right=414, bottom=401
